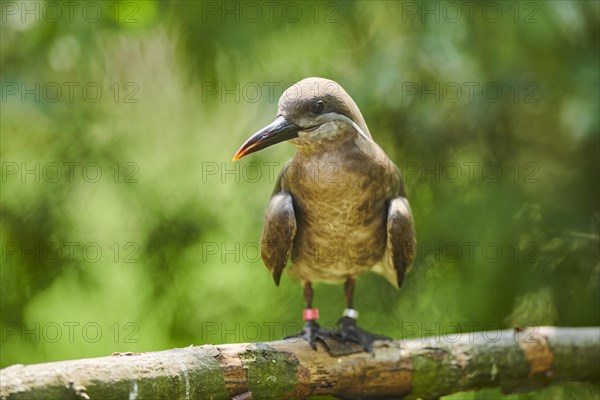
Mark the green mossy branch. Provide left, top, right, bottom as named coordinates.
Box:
left=1, top=327, right=598, bottom=399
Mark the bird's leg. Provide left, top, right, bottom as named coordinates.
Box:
left=334, top=277, right=391, bottom=353
left=285, top=281, right=332, bottom=350
left=344, top=276, right=354, bottom=309
left=304, top=280, right=314, bottom=308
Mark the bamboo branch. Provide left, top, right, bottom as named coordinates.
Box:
left=1, top=326, right=599, bottom=399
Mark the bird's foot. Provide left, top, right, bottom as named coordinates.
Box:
left=333, top=316, right=391, bottom=353
left=285, top=320, right=333, bottom=350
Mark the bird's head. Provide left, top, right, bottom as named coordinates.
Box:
left=233, top=77, right=371, bottom=160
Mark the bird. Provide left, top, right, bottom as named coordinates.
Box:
left=233, top=77, right=416, bottom=352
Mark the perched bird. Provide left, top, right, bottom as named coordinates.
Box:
left=233, top=77, right=416, bottom=351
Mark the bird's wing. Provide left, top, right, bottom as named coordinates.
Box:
left=384, top=196, right=417, bottom=288
left=260, top=166, right=296, bottom=286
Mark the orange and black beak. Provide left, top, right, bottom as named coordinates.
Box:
left=232, top=116, right=300, bottom=161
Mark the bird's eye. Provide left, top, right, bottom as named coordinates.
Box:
left=311, top=100, right=325, bottom=115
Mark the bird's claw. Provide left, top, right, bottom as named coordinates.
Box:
left=285, top=318, right=390, bottom=354
left=285, top=320, right=333, bottom=350
left=333, top=316, right=391, bottom=353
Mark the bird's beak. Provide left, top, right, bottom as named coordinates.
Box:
left=233, top=116, right=300, bottom=161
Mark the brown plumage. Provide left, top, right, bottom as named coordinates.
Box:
left=233, top=77, right=416, bottom=351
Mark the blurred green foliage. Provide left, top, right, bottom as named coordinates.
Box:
left=1, top=1, right=598, bottom=398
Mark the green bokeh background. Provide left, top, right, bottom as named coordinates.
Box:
left=1, top=1, right=599, bottom=398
